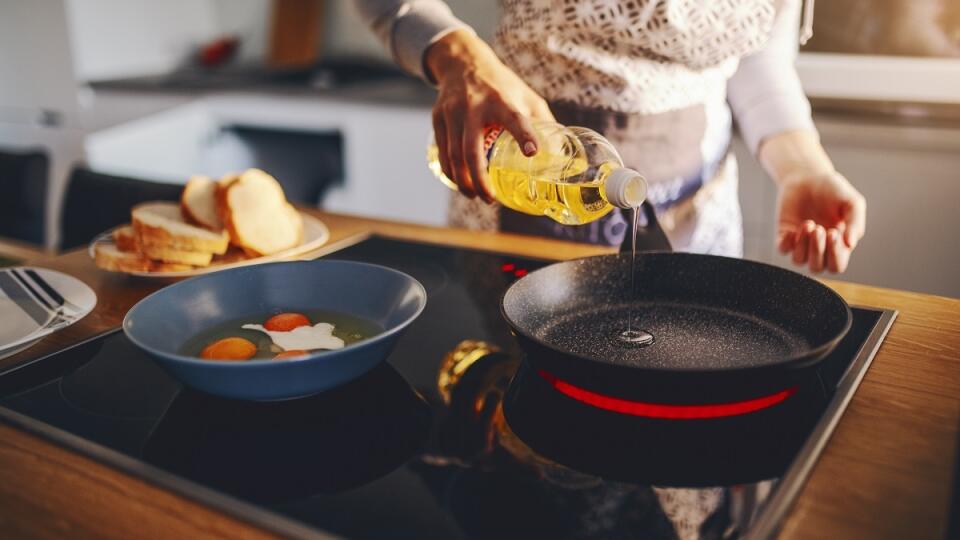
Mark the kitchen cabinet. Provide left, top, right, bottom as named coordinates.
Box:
left=737, top=113, right=960, bottom=298
left=84, top=88, right=448, bottom=227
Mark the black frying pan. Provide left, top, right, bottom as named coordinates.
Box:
left=501, top=201, right=851, bottom=409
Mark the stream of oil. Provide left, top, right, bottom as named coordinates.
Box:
left=615, top=206, right=655, bottom=348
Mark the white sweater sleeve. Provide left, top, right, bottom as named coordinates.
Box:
left=726, top=0, right=816, bottom=155
left=353, top=0, right=474, bottom=81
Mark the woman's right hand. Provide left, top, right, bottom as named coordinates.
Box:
left=425, top=29, right=555, bottom=203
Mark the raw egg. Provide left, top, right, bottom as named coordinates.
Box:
left=264, top=312, right=311, bottom=332
left=242, top=322, right=345, bottom=351
left=200, top=337, right=257, bottom=361
left=273, top=349, right=309, bottom=360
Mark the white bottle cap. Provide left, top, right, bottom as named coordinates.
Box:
left=604, top=168, right=647, bottom=209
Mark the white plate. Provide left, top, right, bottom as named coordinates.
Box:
left=0, top=267, right=97, bottom=354
left=89, top=212, right=331, bottom=278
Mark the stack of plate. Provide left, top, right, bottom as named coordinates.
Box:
left=0, top=267, right=96, bottom=361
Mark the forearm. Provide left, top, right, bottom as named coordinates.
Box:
left=353, top=0, right=473, bottom=81
left=424, top=29, right=501, bottom=85
left=727, top=0, right=815, bottom=156
left=758, top=129, right=835, bottom=185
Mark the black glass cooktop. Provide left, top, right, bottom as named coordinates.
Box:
left=0, top=236, right=896, bottom=540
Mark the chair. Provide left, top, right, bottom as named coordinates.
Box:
left=224, top=126, right=343, bottom=205
left=59, top=167, right=183, bottom=251
left=0, top=147, right=48, bottom=245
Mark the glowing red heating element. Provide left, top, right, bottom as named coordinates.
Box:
left=537, top=370, right=798, bottom=420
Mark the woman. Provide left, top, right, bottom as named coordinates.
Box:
left=356, top=0, right=866, bottom=273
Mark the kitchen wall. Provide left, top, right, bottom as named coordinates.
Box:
left=64, top=0, right=498, bottom=82
left=65, top=0, right=221, bottom=81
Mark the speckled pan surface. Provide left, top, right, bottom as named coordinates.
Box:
left=502, top=252, right=851, bottom=372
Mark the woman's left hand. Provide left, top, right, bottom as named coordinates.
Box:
left=776, top=171, right=866, bottom=273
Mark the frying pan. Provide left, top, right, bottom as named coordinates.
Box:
left=501, top=201, right=851, bottom=410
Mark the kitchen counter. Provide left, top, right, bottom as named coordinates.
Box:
left=88, top=64, right=437, bottom=109
left=0, top=211, right=958, bottom=539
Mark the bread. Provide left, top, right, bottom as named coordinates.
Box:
left=132, top=202, right=229, bottom=255
left=139, top=243, right=214, bottom=267
left=218, top=169, right=302, bottom=256
left=113, top=225, right=139, bottom=252
left=94, top=244, right=196, bottom=273
left=94, top=244, right=152, bottom=272
left=152, top=261, right=195, bottom=272
left=96, top=168, right=303, bottom=274
left=213, top=247, right=254, bottom=265
left=180, top=176, right=222, bottom=230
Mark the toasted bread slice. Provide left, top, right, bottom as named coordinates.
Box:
left=139, top=243, right=214, bottom=267
left=152, top=262, right=195, bottom=272
left=132, top=202, right=229, bottom=255
left=112, top=225, right=139, bottom=252
left=180, top=176, right=223, bottom=230
left=94, top=244, right=153, bottom=273
left=218, top=169, right=303, bottom=256
left=218, top=173, right=240, bottom=189
left=213, top=247, right=255, bottom=265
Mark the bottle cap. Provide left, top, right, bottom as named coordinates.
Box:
left=604, top=168, right=647, bottom=209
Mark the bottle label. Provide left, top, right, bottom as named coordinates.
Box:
left=483, top=125, right=504, bottom=162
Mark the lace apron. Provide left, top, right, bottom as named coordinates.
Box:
left=447, top=0, right=785, bottom=257
left=448, top=102, right=744, bottom=257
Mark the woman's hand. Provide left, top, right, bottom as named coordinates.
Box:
left=760, top=130, right=866, bottom=273
left=425, top=30, right=555, bottom=202
left=776, top=171, right=866, bottom=273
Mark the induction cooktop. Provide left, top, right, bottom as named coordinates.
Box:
left=0, top=236, right=896, bottom=539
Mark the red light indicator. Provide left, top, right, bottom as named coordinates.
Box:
left=514, top=269, right=528, bottom=278
left=501, top=263, right=515, bottom=272
left=538, top=369, right=797, bottom=419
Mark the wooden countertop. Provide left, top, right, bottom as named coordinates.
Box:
left=1, top=211, right=958, bottom=539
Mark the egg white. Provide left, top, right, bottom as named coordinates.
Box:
left=241, top=322, right=345, bottom=351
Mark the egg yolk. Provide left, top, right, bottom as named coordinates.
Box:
left=264, top=312, right=311, bottom=332
left=273, top=349, right=309, bottom=360
left=200, top=337, right=257, bottom=361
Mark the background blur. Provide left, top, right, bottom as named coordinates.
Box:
left=1, top=0, right=958, bottom=297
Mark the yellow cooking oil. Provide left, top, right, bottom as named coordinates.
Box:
left=427, top=122, right=646, bottom=225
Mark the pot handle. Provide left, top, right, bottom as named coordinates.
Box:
left=619, top=200, right=673, bottom=253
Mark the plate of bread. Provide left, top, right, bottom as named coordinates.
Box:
left=90, top=169, right=329, bottom=278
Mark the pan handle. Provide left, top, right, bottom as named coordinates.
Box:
left=620, top=200, right=673, bottom=253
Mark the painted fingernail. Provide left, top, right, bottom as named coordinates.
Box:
left=523, top=141, right=537, bottom=155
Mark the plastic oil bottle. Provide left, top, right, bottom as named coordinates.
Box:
left=427, top=122, right=647, bottom=225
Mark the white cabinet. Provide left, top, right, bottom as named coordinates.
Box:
left=85, top=92, right=449, bottom=226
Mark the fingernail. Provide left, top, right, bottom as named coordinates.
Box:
left=523, top=142, right=537, bottom=156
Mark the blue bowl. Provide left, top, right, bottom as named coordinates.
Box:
left=123, top=260, right=426, bottom=400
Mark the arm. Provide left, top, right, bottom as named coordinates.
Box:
left=352, top=0, right=472, bottom=81
left=727, top=1, right=865, bottom=273
left=353, top=1, right=553, bottom=201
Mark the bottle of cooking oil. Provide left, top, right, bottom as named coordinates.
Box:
left=427, top=122, right=646, bottom=225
